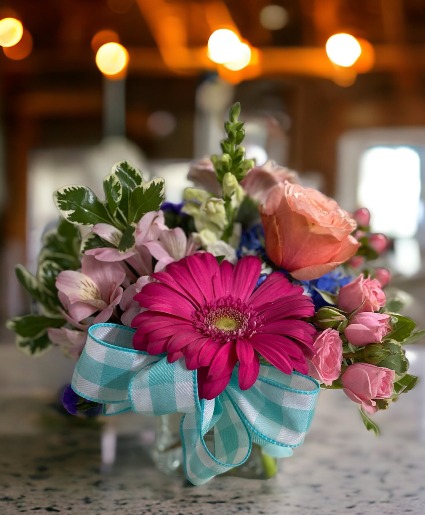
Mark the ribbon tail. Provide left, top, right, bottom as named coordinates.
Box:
left=181, top=394, right=252, bottom=486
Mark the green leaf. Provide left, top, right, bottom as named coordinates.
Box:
left=41, top=218, right=81, bottom=269
left=359, top=409, right=380, bottom=435
left=402, top=329, right=425, bottom=346
left=81, top=233, right=114, bottom=252
left=386, top=313, right=416, bottom=343
left=118, top=224, right=136, bottom=251
left=15, top=265, right=45, bottom=305
left=7, top=314, right=65, bottom=338
left=393, top=373, right=419, bottom=395
left=113, top=161, right=144, bottom=219
left=15, top=331, right=52, bottom=355
left=54, top=186, right=111, bottom=226
left=128, top=178, right=165, bottom=223
left=103, top=173, right=122, bottom=217
left=37, top=260, right=63, bottom=298
left=379, top=340, right=409, bottom=375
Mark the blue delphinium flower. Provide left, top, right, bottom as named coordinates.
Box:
left=238, top=224, right=267, bottom=260
left=303, top=268, right=353, bottom=310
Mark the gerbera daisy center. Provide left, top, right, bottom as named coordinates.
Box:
left=209, top=308, right=243, bottom=332
left=193, top=296, right=261, bottom=343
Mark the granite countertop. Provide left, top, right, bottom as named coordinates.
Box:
left=1, top=344, right=425, bottom=515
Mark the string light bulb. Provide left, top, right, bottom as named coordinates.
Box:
left=208, top=29, right=252, bottom=70
left=326, top=33, right=362, bottom=67
left=95, top=42, right=129, bottom=77
left=0, top=17, right=23, bottom=47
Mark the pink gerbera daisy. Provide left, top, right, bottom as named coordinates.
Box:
left=132, top=253, right=316, bottom=400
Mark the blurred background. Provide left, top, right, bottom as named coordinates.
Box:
left=1, top=0, right=425, bottom=323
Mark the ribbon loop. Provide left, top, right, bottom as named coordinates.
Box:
left=71, top=323, right=320, bottom=485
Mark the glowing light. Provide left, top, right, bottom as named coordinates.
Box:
left=260, top=5, right=289, bottom=30
left=95, top=42, right=129, bottom=76
left=326, top=33, right=362, bottom=67
left=0, top=17, right=23, bottom=48
left=3, top=28, right=32, bottom=60
left=223, top=42, right=251, bottom=70
left=208, top=29, right=241, bottom=64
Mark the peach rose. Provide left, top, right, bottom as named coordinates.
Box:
left=341, top=363, right=395, bottom=414
left=260, top=182, right=359, bottom=280
left=241, top=160, right=299, bottom=204
left=308, top=329, right=343, bottom=386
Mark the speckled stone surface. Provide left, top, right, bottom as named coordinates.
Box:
left=1, top=346, right=425, bottom=515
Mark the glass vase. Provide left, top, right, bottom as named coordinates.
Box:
left=151, top=414, right=278, bottom=480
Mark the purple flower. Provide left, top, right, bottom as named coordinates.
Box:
left=62, top=385, right=102, bottom=417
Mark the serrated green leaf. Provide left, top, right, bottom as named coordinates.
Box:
left=393, top=373, right=419, bottom=395
left=37, top=260, right=63, bottom=297
left=103, top=173, right=122, bottom=216
left=56, top=217, right=81, bottom=241
left=81, top=233, right=114, bottom=253
left=15, top=265, right=45, bottom=305
left=54, top=186, right=111, bottom=226
left=386, top=313, right=416, bottom=342
left=7, top=314, right=65, bottom=338
left=375, top=398, right=391, bottom=410
left=402, top=329, right=425, bottom=346
left=112, top=161, right=144, bottom=220
left=15, top=331, right=52, bottom=355
left=359, top=409, right=380, bottom=435
left=118, top=224, right=136, bottom=251
left=128, top=178, right=165, bottom=223
left=378, top=340, right=409, bottom=375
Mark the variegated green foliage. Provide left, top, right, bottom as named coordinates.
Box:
left=7, top=218, right=81, bottom=354
left=54, top=161, right=165, bottom=252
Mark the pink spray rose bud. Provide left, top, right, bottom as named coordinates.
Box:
left=353, top=207, right=370, bottom=227
left=369, top=233, right=390, bottom=254
left=374, top=267, right=391, bottom=288
left=341, top=363, right=395, bottom=414
left=260, top=182, right=360, bottom=280
left=348, top=255, right=365, bottom=269
left=241, top=160, right=299, bottom=204
left=338, top=274, right=386, bottom=313
left=308, top=329, right=343, bottom=386
left=344, top=312, right=391, bottom=346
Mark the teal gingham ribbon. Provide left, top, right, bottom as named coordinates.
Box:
left=71, top=323, right=320, bottom=485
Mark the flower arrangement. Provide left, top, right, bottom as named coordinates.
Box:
left=8, top=103, right=421, bottom=485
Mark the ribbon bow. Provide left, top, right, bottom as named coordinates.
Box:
left=71, top=323, right=320, bottom=485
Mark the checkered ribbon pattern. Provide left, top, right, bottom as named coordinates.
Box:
left=71, top=323, right=320, bottom=485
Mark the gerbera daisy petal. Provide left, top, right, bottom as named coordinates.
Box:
left=236, top=339, right=260, bottom=390
left=146, top=338, right=168, bottom=355
left=220, top=260, right=234, bottom=296
left=206, top=342, right=238, bottom=380
left=184, top=337, right=211, bottom=370
left=198, top=339, right=223, bottom=367
left=198, top=368, right=232, bottom=401
left=250, top=334, right=294, bottom=375
left=166, top=330, right=200, bottom=353
left=232, top=256, right=262, bottom=301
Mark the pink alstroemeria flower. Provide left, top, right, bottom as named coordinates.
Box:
left=144, top=227, right=199, bottom=272
left=132, top=253, right=316, bottom=400
left=48, top=327, right=87, bottom=360
left=86, top=211, right=166, bottom=278
left=56, top=255, right=126, bottom=324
